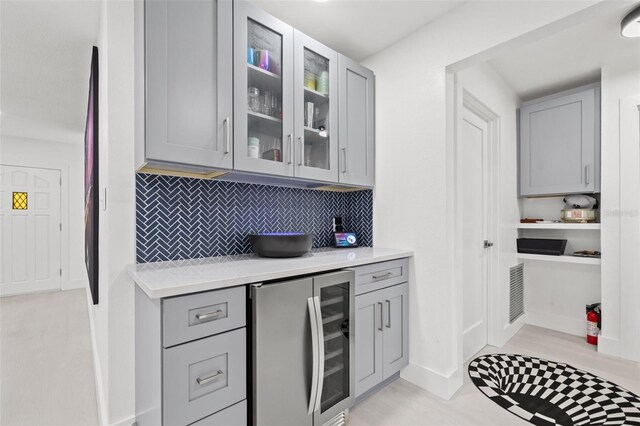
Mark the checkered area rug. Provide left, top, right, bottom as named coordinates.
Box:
left=468, top=354, right=640, bottom=425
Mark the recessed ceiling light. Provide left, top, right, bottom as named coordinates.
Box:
left=621, top=4, right=640, bottom=38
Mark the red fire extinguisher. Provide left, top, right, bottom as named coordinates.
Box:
left=586, top=303, right=601, bottom=345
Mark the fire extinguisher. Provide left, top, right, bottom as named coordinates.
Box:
left=586, top=303, right=601, bottom=345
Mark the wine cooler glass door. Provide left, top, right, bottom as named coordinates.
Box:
left=312, top=270, right=355, bottom=425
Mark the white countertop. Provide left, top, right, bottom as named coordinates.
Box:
left=128, top=247, right=413, bottom=299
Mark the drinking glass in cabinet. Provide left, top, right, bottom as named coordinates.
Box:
left=247, top=19, right=284, bottom=163
left=303, top=48, right=330, bottom=171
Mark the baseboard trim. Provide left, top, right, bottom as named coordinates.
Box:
left=86, top=288, right=108, bottom=426
left=400, top=362, right=462, bottom=400
left=111, top=415, right=136, bottom=426
left=501, top=314, right=526, bottom=347
left=598, top=334, right=620, bottom=358
left=525, top=309, right=583, bottom=337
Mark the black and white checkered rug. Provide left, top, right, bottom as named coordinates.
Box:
left=468, top=354, right=640, bottom=425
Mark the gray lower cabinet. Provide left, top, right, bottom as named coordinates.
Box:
left=355, top=282, right=409, bottom=397
left=137, top=0, right=233, bottom=173
left=519, top=83, right=600, bottom=196
left=338, top=55, right=375, bottom=188
left=135, top=286, right=247, bottom=426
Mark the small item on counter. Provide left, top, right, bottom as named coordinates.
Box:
left=248, top=87, right=260, bottom=112
left=573, top=250, right=601, bottom=258
left=305, top=102, right=315, bottom=128
left=520, top=218, right=544, bottom=223
left=334, top=232, right=358, bottom=248
left=304, top=70, right=316, bottom=90
left=259, top=50, right=270, bottom=71
left=247, top=47, right=256, bottom=65
left=248, top=137, right=260, bottom=158
left=317, top=70, right=329, bottom=95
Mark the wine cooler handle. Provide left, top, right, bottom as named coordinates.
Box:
left=313, top=296, right=325, bottom=412
left=307, top=297, right=319, bottom=415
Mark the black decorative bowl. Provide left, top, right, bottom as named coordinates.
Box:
left=249, top=233, right=313, bottom=258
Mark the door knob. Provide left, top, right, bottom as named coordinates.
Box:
left=483, top=240, right=494, bottom=249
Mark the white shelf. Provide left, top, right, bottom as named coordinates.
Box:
left=517, top=253, right=601, bottom=265
left=518, top=223, right=601, bottom=230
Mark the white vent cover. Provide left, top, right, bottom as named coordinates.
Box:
left=322, top=410, right=348, bottom=426
left=509, top=263, right=524, bottom=323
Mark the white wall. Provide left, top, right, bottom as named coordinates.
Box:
left=362, top=1, right=601, bottom=398
left=1, top=135, right=88, bottom=291
left=456, top=63, right=523, bottom=347
left=600, top=55, right=640, bottom=361
left=87, top=0, right=136, bottom=424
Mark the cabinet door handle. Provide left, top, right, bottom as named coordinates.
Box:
left=585, top=164, right=590, bottom=185
left=386, top=300, right=391, bottom=328
left=341, top=148, right=347, bottom=173
left=223, top=117, right=230, bottom=154
left=196, top=370, right=223, bottom=386
left=196, top=309, right=223, bottom=321
left=378, top=302, right=383, bottom=331
left=372, top=272, right=392, bottom=280
left=288, top=134, right=293, bottom=165
left=298, top=137, right=303, bottom=166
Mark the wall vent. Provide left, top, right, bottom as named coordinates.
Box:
left=509, top=263, right=525, bottom=323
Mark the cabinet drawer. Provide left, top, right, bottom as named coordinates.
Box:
left=163, top=286, right=246, bottom=347
left=352, top=258, right=409, bottom=295
left=163, top=328, right=246, bottom=426
left=190, top=400, right=247, bottom=426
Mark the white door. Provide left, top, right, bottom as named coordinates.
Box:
left=0, top=165, right=61, bottom=296
left=461, top=106, right=490, bottom=362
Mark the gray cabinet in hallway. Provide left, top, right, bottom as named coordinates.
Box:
left=519, top=83, right=601, bottom=196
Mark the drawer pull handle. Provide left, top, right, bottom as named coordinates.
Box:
left=196, top=370, right=224, bottom=386
left=196, top=310, right=224, bottom=321
left=372, top=272, right=392, bottom=280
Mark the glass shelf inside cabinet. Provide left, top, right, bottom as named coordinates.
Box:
left=302, top=48, right=330, bottom=171
left=247, top=19, right=284, bottom=163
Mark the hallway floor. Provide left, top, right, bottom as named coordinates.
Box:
left=351, top=325, right=640, bottom=425
left=0, top=288, right=99, bottom=425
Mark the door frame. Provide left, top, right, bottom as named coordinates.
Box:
left=0, top=163, right=64, bottom=295
left=453, top=87, right=501, bottom=367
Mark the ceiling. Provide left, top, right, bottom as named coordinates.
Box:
left=488, top=3, right=640, bottom=101
left=255, top=0, right=464, bottom=62
left=0, top=0, right=101, bottom=144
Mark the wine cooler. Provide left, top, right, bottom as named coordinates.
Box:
left=252, top=270, right=355, bottom=426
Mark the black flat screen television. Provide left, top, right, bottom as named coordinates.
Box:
left=84, top=46, right=99, bottom=305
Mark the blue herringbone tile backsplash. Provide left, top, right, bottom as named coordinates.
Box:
left=136, top=174, right=373, bottom=263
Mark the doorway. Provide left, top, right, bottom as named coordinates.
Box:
left=457, top=91, right=499, bottom=363
left=0, top=165, right=62, bottom=296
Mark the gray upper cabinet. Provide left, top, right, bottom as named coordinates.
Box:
left=519, top=84, right=601, bottom=196
left=338, top=55, right=375, bottom=187
left=144, top=0, right=233, bottom=170
left=233, top=0, right=295, bottom=177
left=293, top=30, right=339, bottom=183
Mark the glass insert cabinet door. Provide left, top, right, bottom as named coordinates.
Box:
left=234, top=0, right=294, bottom=177
left=294, top=31, right=339, bottom=182
left=313, top=270, right=355, bottom=425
